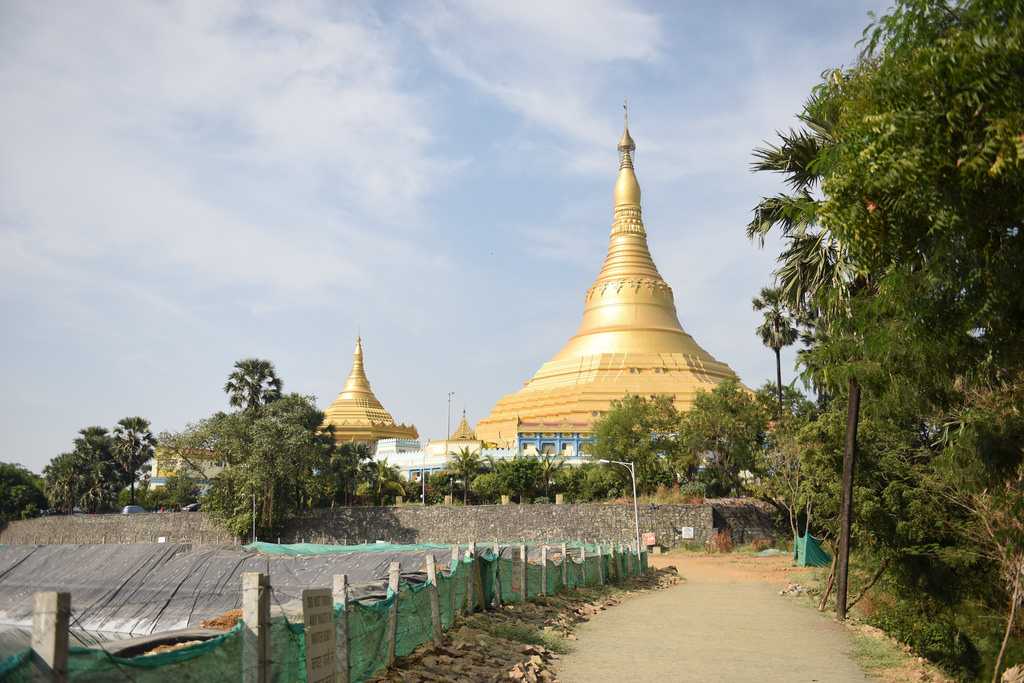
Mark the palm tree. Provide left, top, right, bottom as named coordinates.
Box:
left=537, top=452, right=566, bottom=499
left=43, top=453, right=79, bottom=514
left=747, top=84, right=867, bottom=621
left=753, top=287, right=799, bottom=407
left=363, top=459, right=404, bottom=505
left=71, top=427, right=118, bottom=512
left=446, top=447, right=482, bottom=504
left=224, top=358, right=283, bottom=412
left=112, top=417, right=157, bottom=505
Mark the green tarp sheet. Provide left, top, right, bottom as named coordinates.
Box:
left=793, top=533, right=831, bottom=567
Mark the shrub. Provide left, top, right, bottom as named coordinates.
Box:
left=706, top=530, right=734, bottom=554
left=869, top=600, right=980, bottom=679
left=750, top=538, right=772, bottom=552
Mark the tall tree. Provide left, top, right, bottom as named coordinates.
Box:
left=537, top=452, right=566, bottom=500
left=223, top=358, right=283, bottom=412
left=71, top=426, right=119, bottom=513
left=0, top=463, right=47, bottom=522
left=43, top=453, right=80, bottom=514
left=752, top=286, right=799, bottom=407
left=446, top=447, right=482, bottom=504
left=112, top=417, right=157, bottom=505
left=589, top=394, right=678, bottom=494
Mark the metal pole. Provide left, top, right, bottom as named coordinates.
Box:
left=630, top=462, right=641, bottom=560
left=421, top=440, right=427, bottom=505
left=252, top=493, right=257, bottom=543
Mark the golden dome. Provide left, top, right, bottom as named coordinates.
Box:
left=476, top=117, right=739, bottom=447
left=449, top=410, right=476, bottom=441
left=323, top=336, right=418, bottom=444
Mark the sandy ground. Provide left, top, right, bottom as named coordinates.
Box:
left=556, top=552, right=869, bottom=683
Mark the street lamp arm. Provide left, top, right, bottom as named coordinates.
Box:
left=596, top=459, right=642, bottom=564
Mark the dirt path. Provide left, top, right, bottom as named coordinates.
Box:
left=556, top=553, right=868, bottom=682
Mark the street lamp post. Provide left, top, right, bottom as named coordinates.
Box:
left=421, top=437, right=427, bottom=505
left=598, top=459, right=641, bottom=559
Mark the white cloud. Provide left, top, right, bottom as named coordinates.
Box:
left=0, top=1, right=450, bottom=293
left=411, top=0, right=662, bottom=148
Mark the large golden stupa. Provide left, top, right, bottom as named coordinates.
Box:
left=323, top=337, right=418, bottom=446
left=475, top=116, right=739, bottom=448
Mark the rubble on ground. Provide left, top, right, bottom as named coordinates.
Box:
left=369, top=568, right=681, bottom=682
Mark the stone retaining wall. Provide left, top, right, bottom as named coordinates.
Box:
left=0, top=500, right=778, bottom=547
left=0, top=512, right=236, bottom=545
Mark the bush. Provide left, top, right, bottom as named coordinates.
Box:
left=750, top=538, right=772, bottom=552
left=706, top=530, right=734, bottom=554
left=869, top=600, right=980, bottom=679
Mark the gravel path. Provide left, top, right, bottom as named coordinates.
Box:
left=556, top=554, right=868, bottom=683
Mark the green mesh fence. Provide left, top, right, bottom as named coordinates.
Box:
left=0, top=544, right=646, bottom=682
left=347, top=591, right=392, bottom=683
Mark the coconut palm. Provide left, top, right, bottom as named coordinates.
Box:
left=223, top=358, right=283, bottom=412
left=112, top=417, right=157, bottom=505
left=72, top=427, right=119, bottom=512
left=446, top=447, right=482, bottom=504
left=361, top=459, right=404, bottom=505
left=537, top=452, right=566, bottom=499
left=752, top=287, right=799, bottom=407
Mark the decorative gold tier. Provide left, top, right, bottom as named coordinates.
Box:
left=323, top=337, right=418, bottom=444
left=476, top=116, right=739, bottom=447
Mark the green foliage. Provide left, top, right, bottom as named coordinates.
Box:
left=111, top=417, right=156, bottom=506
left=0, top=462, right=47, bottom=522
left=223, top=358, right=283, bottom=413
left=168, top=393, right=334, bottom=537
left=470, top=472, right=500, bottom=503
left=869, top=597, right=981, bottom=679
left=678, top=380, right=769, bottom=497
left=492, top=455, right=541, bottom=503
left=589, top=394, right=678, bottom=494
left=753, top=286, right=800, bottom=406
left=328, top=443, right=372, bottom=506
left=446, top=447, right=483, bottom=504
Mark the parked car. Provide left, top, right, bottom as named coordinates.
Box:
left=121, top=505, right=145, bottom=514
left=182, top=502, right=200, bottom=512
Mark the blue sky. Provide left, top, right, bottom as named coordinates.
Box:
left=1, top=1, right=889, bottom=472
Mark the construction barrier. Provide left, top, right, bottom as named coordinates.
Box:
left=0, top=541, right=646, bottom=682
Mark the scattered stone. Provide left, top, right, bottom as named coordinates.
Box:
left=779, top=582, right=806, bottom=596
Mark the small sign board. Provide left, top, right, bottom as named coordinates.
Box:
left=642, top=532, right=656, bottom=547
left=303, top=588, right=336, bottom=683
left=157, top=536, right=166, bottom=544
left=680, top=527, right=695, bottom=540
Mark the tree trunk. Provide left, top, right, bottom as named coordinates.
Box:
left=819, top=553, right=838, bottom=611
left=130, top=480, right=136, bottom=506
left=848, top=558, right=888, bottom=611
left=993, top=561, right=1022, bottom=683
left=836, top=377, right=861, bottom=621
left=775, top=346, right=783, bottom=408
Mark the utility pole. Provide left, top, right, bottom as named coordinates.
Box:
left=836, top=377, right=861, bottom=620
left=421, top=437, right=427, bottom=505
left=251, top=492, right=257, bottom=543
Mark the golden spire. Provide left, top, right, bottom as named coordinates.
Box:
left=474, top=112, right=739, bottom=448
left=337, top=335, right=379, bottom=402
left=323, top=335, right=419, bottom=443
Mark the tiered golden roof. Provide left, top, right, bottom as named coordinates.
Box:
left=449, top=410, right=476, bottom=441
left=475, top=116, right=739, bottom=447
left=323, top=337, right=418, bottom=444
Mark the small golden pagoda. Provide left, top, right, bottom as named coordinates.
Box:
left=476, top=114, right=739, bottom=448
left=323, top=336, right=418, bottom=446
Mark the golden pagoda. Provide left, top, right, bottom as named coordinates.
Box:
left=323, top=336, right=418, bottom=446
left=476, top=114, right=739, bottom=449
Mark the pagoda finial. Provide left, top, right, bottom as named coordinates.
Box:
left=614, top=103, right=640, bottom=211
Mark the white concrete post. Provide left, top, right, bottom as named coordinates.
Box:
left=449, top=545, right=459, bottom=617
left=424, top=555, right=443, bottom=648
left=581, top=544, right=588, bottom=586
left=31, top=591, right=69, bottom=682
left=519, top=544, right=528, bottom=602
left=492, top=542, right=502, bottom=607
left=540, top=546, right=548, bottom=597
left=242, top=572, right=270, bottom=683
left=596, top=544, right=604, bottom=585
left=465, top=543, right=476, bottom=613
left=560, top=543, right=568, bottom=589
left=333, top=575, right=349, bottom=683
left=386, top=561, right=400, bottom=666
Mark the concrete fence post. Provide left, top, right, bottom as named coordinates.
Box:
left=540, top=546, right=548, bottom=597
left=386, top=561, right=400, bottom=666
left=610, top=544, right=619, bottom=583
left=580, top=544, right=587, bottom=586
left=242, top=572, right=270, bottom=683
left=561, top=543, right=568, bottom=589
left=333, top=575, right=349, bottom=683
left=465, top=543, right=476, bottom=613
left=519, top=544, right=528, bottom=602
left=449, top=545, right=460, bottom=617
left=31, top=591, right=69, bottom=683
left=424, top=554, right=443, bottom=649
left=492, top=542, right=502, bottom=607
left=596, top=544, right=604, bottom=585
